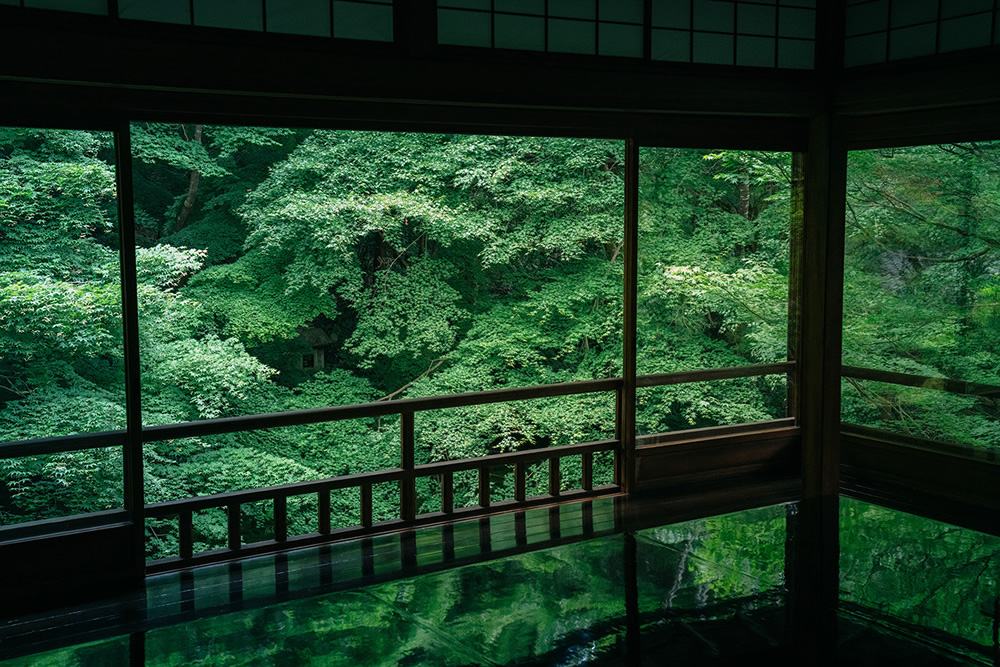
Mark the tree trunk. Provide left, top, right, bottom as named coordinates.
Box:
left=738, top=180, right=751, bottom=219
left=175, top=124, right=204, bottom=233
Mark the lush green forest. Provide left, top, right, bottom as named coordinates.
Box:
left=842, top=143, right=1000, bottom=447
left=0, top=126, right=791, bottom=541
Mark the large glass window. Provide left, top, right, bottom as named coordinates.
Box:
left=0, top=123, right=798, bottom=556
left=133, top=126, right=623, bottom=557
left=842, top=143, right=1000, bottom=451
left=636, top=148, right=794, bottom=438
left=0, top=127, right=125, bottom=525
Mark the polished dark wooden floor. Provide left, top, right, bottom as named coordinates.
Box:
left=1, top=483, right=986, bottom=666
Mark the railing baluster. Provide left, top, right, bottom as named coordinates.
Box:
left=401, top=473, right=416, bottom=522
left=514, top=462, right=526, bottom=502
left=361, top=483, right=373, bottom=528
left=227, top=503, right=241, bottom=551
left=478, top=466, right=490, bottom=508
left=615, top=385, right=623, bottom=443
left=179, top=510, right=193, bottom=560
left=401, top=411, right=416, bottom=522
left=442, top=471, right=453, bottom=514
left=274, top=495, right=287, bottom=542
left=318, top=488, right=331, bottom=533
left=615, top=385, right=624, bottom=486
left=582, top=451, right=593, bottom=491
left=549, top=457, right=560, bottom=496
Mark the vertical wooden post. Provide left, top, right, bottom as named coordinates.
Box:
left=478, top=466, right=490, bottom=508
left=227, top=503, right=241, bottom=551
left=114, top=121, right=145, bottom=581
left=400, top=411, right=416, bottom=521
left=274, top=495, right=287, bottom=542
left=792, top=112, right=847, bottom=663
left=442, top=472, right=454, bottom=513
left=582, top=451, right=594, bottom=491
left=787, top=152, right=805, bottom=421
left=548, top=457, right=560, bottom=497
left=318, top=489, right=331, bottom=534
left=514, top=462, right=526, bottom=502
left=621, top=138, right=640, bottom=493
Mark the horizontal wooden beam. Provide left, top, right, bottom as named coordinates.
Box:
left=637, top=362, right=795, bottom=389
left=143, top=378, right=621, bottom=442
left=842, top=365, right=1000, bottom=398
left=0, top=430, right=126, bottom=460
left=0, top=7, right=821, bottom=128
left=635, top=425, right=800, bottom=491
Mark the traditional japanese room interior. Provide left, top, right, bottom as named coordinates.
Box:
left=2, top=1, right=1000, bottom=664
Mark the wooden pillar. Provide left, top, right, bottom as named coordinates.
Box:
left=621, top=138, right=639, bottom=493
left=790, top=112, right=847, bottom=664
left=115, top=120, right=146, bottom=585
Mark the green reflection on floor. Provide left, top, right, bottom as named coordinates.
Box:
left=4, top=504, right=791, bottom=666
left=840, top=497, right=1000, bottom=651
left=1, top=636, right=130, bottom=667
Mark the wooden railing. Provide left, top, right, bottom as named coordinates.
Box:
left=841, top=365, right=1000, bottom=398
left=0, top=363, right=798, bottom=569
left=142, top=377, right=624, bottom=571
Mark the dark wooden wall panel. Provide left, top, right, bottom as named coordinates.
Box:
left=841, top=431, right=1000, bottom=536
left=0, top=524, right=143, bottom=618
left=634, top=427, right=800, bottom=491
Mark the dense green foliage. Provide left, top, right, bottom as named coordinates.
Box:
left=9, top=130, right=995, bottom=607
left=842, top=144, right=1000, bottom=448
left=0, top=126, right=795, bottom=544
